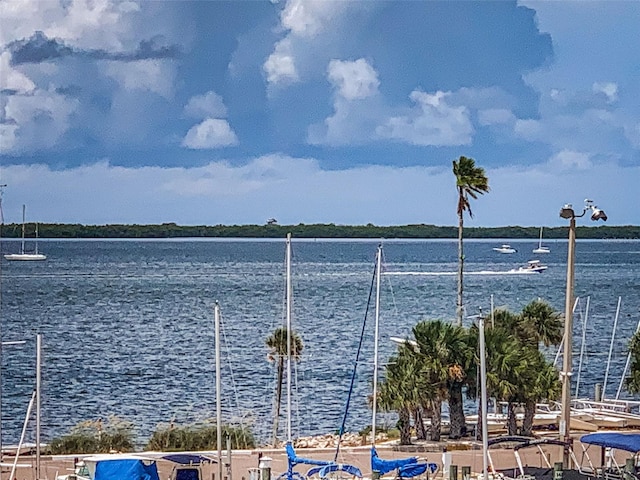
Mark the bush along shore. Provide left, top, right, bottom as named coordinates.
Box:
left=2, top=222, right=640, bottom=239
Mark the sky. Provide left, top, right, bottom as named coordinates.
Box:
left=0, top=0, right=638, bottom=227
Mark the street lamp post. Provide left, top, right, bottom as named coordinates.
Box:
left=559, top=200, right=607, bottom=467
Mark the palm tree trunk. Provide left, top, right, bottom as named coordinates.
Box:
left=522, top=400, right=536, bottom=437
left=456, top=205, right=464, bottom=326
left=429, top=398, right=442, bottom=442
left=272, top=357, right=284, bottom=446
left=507, top=402, right=518, bottom=436
left=398, top=407, right=412, bottom=445
left=448, top=382, right=466, bottom=438
left=414, top=407, right=427, bottom=440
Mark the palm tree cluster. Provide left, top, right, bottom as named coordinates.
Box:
left=376, top=299, right=563, bottom=444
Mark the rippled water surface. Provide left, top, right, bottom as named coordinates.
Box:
left=1, top=238, right=639, bottom=446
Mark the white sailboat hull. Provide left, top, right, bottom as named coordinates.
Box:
left=4, top=253, right=47, bottom=261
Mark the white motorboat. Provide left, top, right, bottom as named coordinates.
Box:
left=4, top=205, right=47, bottom=261
left=532, top=226, right=550, bottom=254
left=510, top=259, right=548, bottom=273
left=493, top=244, right=517, bottom=254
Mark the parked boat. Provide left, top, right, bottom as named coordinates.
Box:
left=532, top=227, right=550, bottom=254
left=493, top=244, right=517, bottom=254
left=4, top=205, right=46, bottom=261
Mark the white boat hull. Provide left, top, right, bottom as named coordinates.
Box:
left=4, top=253, right=47, bottom=261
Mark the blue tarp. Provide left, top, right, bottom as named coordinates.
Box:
left=371, top=447, right=418, bottom=475
left=286, top=443, right=333, bottom=467
left=371, top=447, right=437, bottom=478
left=95, top=460, right=160, bottom=480
left=581, top=433, right=640, bottom=453
left=162, top=454, right=215, bottom=465
left=398, top=463, right=438, bottom=478
left=317, top=464, right=362, bottom=479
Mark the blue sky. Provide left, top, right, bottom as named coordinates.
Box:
left=0, top=0, right=638, bottom=227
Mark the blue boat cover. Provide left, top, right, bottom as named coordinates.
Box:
left=371, top=447, right=417, bottom=475
left=162, top=454, right=215, bottom=465
left=95, top=460, right=160, bottom=480
left=286, top=443, right=333, bottom=467
left=581, top=433, right=640, bottom=453
left=318, top=464, right=362, bottom=479
left=371, top=447, right=437, bottom=478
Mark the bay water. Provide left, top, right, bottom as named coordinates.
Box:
left=1, top=238, right=639, bottom=447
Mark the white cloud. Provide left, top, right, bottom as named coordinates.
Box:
left=184, top=91, right=228, bottom=119
left=104, top=60, right=175, bottom=98
left=182, top=118, right=238, bottom=149
left=1, top=156, right=638, bottom=227
left=0, top=123, right=19, bottom=151
left=592, top=82, right=618, bottom=103
left=478, top=108, right=515, bottom=126
left=547, top=150, right=593, bottom=171
left=376, top=90, right=474, bottom=146
left=0, top=52, right=35, bottom=93
left=280, top=0, right=339, bottom=37
left=1, top=89, right=78, bottom=153
left=263, top=0, right=354, bottom=87
left=263, top=39, right=299, bottom=85
left=327, top=59, right=379, bottom=100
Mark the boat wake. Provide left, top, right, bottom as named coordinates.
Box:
left=385, top=270, right=540, bottom=276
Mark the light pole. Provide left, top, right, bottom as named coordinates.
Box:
left=559, top=200, right=607, bottom=467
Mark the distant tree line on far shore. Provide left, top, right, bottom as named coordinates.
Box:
left=1, top=222, right=639, bottom=240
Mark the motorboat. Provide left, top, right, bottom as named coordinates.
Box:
left=493, top=244, right=517, bottom=254
left=510, top=260, right=548, bottom=273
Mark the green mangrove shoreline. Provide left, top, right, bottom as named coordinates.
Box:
left=1, top=223, right=639, bottom=240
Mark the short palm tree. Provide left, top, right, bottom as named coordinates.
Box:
left=413, top=320, right=471, bottom=439
left=377, top=346, right=429, bottom=445
left=265, top=326, right=303, bottom=446
left=520, top=299, right=563, bottom=348
left=625, top=330, right=640, bottom=394
left=520, top=353, right=561, bottom=436
left=453, top=156, right=489, bottom=326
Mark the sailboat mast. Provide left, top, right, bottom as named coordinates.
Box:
left=214, top=302, right=223, bottom=480
left=539, top=226, right=543, bottom=248
left=20, top=204, right=25, bottom=254
left=285, top=233, right=292, bottom=443
left=371, top=245, right=382, bottom=445
left=35, top=223, right=39, bottom=255
left=479, top=314, right=489, bottom=478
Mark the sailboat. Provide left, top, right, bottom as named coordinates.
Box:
left=277, top=234, right=360, bottom=480
left=4, top=205, right=46, bottom=261
left=370, top=245, right=437, bottom=479
left=532, top=227, right=550, bottom=254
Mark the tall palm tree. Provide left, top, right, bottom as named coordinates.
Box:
left=453, top=156, right=490, bottom=326
left=265, top=326, right=303, bottom=446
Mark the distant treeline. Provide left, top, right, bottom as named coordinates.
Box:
left=2, top=222, right=640, bottom=239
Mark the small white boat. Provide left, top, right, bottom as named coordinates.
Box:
left=532, top=226, right=550, bottom=254
left=4, top=205, right=46, bottom=261
left=510, top=259, right=548, bottom=273
left=493, top=244, right=517, bottom=254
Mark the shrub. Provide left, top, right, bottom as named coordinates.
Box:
left=48, top=417, right=135, bottom=454
left=146, top=420, right=255, bottom=451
